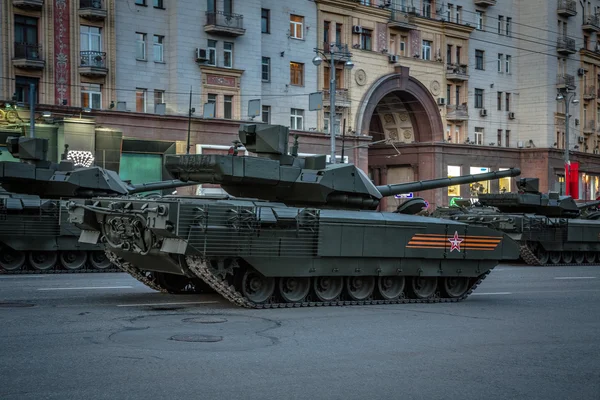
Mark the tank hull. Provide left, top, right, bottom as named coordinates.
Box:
left=70, top=197, right=520, bottom=307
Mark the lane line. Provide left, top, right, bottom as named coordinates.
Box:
left=0, top=275, right=49, bottom=279
left=37, top=286, right=134, bottom=291
left=471, top=292, right=512, bottom=296
left=117, top=301, right=219, bottom=307
left=554, top=277, right=597, bottom=280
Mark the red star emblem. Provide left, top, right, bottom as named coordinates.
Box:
left=448, top=231, right=464, bottom=252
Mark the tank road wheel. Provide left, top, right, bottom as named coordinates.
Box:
left=240, top=268, right=275, bottom=304
left=59, top=251, right=87, bottom=270
left=278, top=277, right=311, bottom=303
left=573, top=253, right=585, bottom=264
left=377, top=276, right=405, bottom=300
left=441, top=277, right=470, bottom=298
left=313, top=276, right=343, bottom=302
left=585, top=252, right=596, bottom=264
left=549, top=251, right=562, bottom=265
left=89, top=251, right=112, bottom=270
left=535, top=248, right=549, bottom=265
left=28, top=251, right=58, bottom=271
left=343, top=276, right=374, bottom=301
left=0, top=248, right=26, bottom=271
left=561, top=251, right=573, bottom=264
left=407, top=277, right=438, bottom=299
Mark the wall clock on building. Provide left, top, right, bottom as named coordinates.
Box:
left=355, top=69, right=367, bottom=86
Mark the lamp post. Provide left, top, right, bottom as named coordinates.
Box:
left=556, top=87, right=579, bottom=196
left=312, top=43, right=354, bottom=164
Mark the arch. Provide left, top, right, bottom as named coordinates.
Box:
left=356, top=67, right=444, bottom=143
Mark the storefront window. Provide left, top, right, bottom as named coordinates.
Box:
left=579, top=173, right=599, bottom=200
left=498, top=167, right=511, bottom=193
left=469, top=166, right=490, bottom=200
left=448, top=165, right=461, bottom=197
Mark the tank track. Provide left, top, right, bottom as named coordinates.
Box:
left=519, top=244, right=600, bottom=267
left=105, top=251, right=168, bottom=293
left=184, top=256, right=491, bottom=309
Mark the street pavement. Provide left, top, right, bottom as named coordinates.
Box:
left=0, top=265, right=599, bottom=400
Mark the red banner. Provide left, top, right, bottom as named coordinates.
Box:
left=569, top=161, right=579, bottom=199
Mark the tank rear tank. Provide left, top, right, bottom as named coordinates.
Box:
left=66, top=123, right=523, bottom=308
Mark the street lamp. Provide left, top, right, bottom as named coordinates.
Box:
left=556, top=87, right=579, bottom=196
left=313, top=43, right=354, bottom=164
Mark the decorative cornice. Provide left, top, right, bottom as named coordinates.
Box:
left=198, top=65, right=245, bottom=77
left=580, top=48, right=600, bottom=64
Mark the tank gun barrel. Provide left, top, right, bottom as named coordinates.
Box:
left=376, top=168, right=521, bottom=197
left=577, top=199, right=600, bottom=209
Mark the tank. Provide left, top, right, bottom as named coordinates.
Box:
left=430, top=177, right=600, bottom=266
left=0, top=135, right=198, bottom=274
left=60, top=124, right=524, bottom=307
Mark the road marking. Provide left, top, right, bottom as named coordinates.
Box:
left=471, top=292, right=512, bottom=296
left=117, top=301, right=219, bottom=307
left=37, top=286, right=134, bottom=291
left=554, top=277, right=597, bottom=280
left=0, top=275, right=49, bottom=279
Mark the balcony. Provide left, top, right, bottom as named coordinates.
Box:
left=204, top=11, right=245, bottom=37
left=474, top=0, right=496, bottom=6
left=446, top=105, right=469, bottom=121
left=582, top=14, right=600, bottom=31
left=13, top=42, right=45, bottom=70
left=79, top=51, right=108, bottom=77
left=12, top=0, right=44, bottom=10
left=445, top=64, right=469, bottom=81
left=584, top=120, right=596, bottom=134
left=584, top=85, right=596, bottom=100
left=556, top=73, right=575, bottom=89
left=79, top=0, right=107, bottom=21
left=322, top=89, right=351, bottom=108
left=322, top=42, right=351, bottom=62
left=557, top=36, right=576, bottom=54
left=389, top=10, right=417, bottom=30
left=557, top=0, right=577, bottom=17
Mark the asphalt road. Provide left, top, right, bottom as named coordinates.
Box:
left=0, top=265, right=599, bottom=400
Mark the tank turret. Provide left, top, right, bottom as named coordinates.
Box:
left=0, top=136, right=197, bottom=199
left=476, top=177, right=600, bottom=218
left=166, top=123, right=521, bottom=210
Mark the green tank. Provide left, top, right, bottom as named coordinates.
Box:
left=62, top=123, right=522, bottom=308
left=0, top=135, right=199, bottom=275
left=430, top=177, right=600, bottom=266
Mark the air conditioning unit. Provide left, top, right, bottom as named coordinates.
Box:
left=196, top=48, right=208, bottom=61
left=379, top=0, right=392, bottom=8
left=480, top=109, right=488, bottom=117
left=508, top=112, right=515, bottom=119
left=578, top=68, right=586, bottom=76
left=437, top=97, right=446, bottom=106
left=596, top=44, right=600, bottom=52
left=116, top=101, right=127, bottom=111
left=352, top=25, right=363, bottom=34
left=578, top=136, right=585, bottom=143
left=517, top=141, right=524, bottom=148
left=594, top=148, right=600, bottom=155
left=388, top=54, right=399, bottom=63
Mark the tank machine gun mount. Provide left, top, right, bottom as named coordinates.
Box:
left=0, top=136, right=199, bottom=199
left=68, top=123, right=523, bottom=309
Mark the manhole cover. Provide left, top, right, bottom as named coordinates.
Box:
left=0, top=302, right=35, bottom=308
left=170, top=334, right=223, bottom=343
left=183, top=316, right=227, bottom=324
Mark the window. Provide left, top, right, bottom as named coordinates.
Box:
left=400, top=36, right=407, bottom=56
left=498, top=16, right=504, bottom=35
left=506, top=17, right=512, bottom=36
left=262, top=57, right=270, bottom=81
left=505, top=93, right=511, bottom=112
left=422, top=40, right=432, bottom=60
left=262, top=105, right=271, bottom=123
left=153, top=35, right=164, bottom=62
left=223, top=0, right=232, bottom=14
left=446, top=84, right=451, bottom=104
left=224, top=95, right=233, bottom=119
left=224, top=42, right=233, bottom=68
left=261, top=9, right=270, bottom=33
left=497, top=129, right=502, bottom=146
left=475, top=88, right=484, bottom=108
left=15, top=76, right=39, bottom=103
left=474, top=128, right=484, bottom=145
left=324, top=66, right=343, bottom=89
left=154, top=90, right=164, bottom=113
left=455, top=85, right=460, bottom=105
left=290, top=108, right=304, bottom=130
left=476, top=11, right=484, bottom=30
left=497, top=53, right=503, bottom=72
left=324, top=21, right=331, bottom=44
left=447, top=45, right=452, bottom=64
left=505, top=130, right=510, bottom=147
left=207, top=0, right=215, bottom=12
left=324, top=112, right=342, bottom=134
left=505, top=55, right=511, bottom=74
left=153, top=0, right=163, bottom=8
left=497, top=92, right=502, bottom=111
left=456, top=46, right=461, bottom=64
left=207, top=39, right=216, bottom=66
left=455, top=6, right=462, bottom=24
left=290, top=15, right=304, bottom=39
left=335, top=23, right=342, bottom=45
left=136, top=88, right=147, bottom=113
left=423, top=0, right=432, bottom=18
left=361, top=29, right=373, bottom=50
left=136, top=32, right=146, bottom=60
left=80, top=25, right=101, bottom=51
left=135, top=0, right=145, bottom=5
left=81, top=83, right=102, bottom=109
left=207, top=94, right=217, bottom=105
left=290, top=62, right=304, bottom=86
left=447, top=3, right=453, bottom=21
left=475, top=50, right=484, bottom=70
